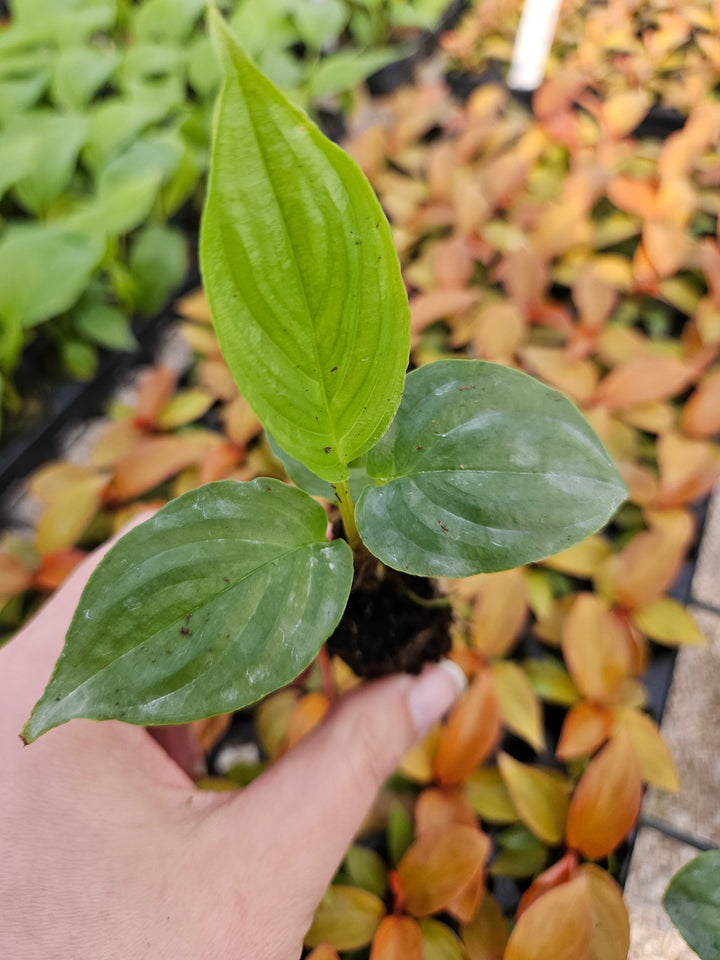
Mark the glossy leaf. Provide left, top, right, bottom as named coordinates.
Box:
left=565, top=729, right=642, bottom=860
left=581, top=864, right=630, bottom=960
left=304, top=886, right=385, bottom=951
left=498, top=753, right=571, bottom=846
left=433, top=668, right=502, bottom=785
left=504, top=875, right=593, bottom=960
left=356, top=360, right=626, bottom=577
left=664, top=850, right=720, bottom=960
left=200, top=12, right=409, bottom=482
left=370, top=915, right=423, bottom=960
left=397, top=824, right=489, bottom=917
left=23, top=480, right=353, bottom=741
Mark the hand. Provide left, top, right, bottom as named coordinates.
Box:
left=0, top=520, right=464, bottom=960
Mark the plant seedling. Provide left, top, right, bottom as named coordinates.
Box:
left=21, top=10, right=626, bottom=744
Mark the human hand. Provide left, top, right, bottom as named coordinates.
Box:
left=0, top=519, right=465, bottom=960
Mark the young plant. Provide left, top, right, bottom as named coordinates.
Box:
left=21, top=11, right=626, bottom=744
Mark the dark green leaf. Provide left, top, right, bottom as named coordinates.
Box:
left=356, top=360, right=627, bottom=577
left=59, top=339, right=99, bottom=380
left=664, top=851, right=720, bottom=960
left=306, top=48, right=399, bottom=101
left=22, top=479, right=353, bottom=741
left=0, top=224, right=104, bottom=329
left=200, top=11, right=410, bottom=482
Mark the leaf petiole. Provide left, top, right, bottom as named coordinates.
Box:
left=334, top=478, right=361, bottom=550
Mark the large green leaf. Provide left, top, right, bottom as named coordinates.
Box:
left=356, top=360, right=627, bottom=577
left=200, top=11, right=410, bottom=483
left=0, top=224, right=104, bottom=330
left=22, top=479, right=353, bottom=742
left=664, top=851, right=720, bottom=960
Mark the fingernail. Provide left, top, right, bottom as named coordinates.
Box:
left=407, top=658, right=467, bottom=738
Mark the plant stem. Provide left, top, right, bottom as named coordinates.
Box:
left=334, top=479, right=361, bottom=549
left=401, top=585, right=454, bottom=609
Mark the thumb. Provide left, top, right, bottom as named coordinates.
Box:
left=201, top=661, right=466, bottom=910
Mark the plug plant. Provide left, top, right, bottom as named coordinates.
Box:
left=21, top=10, right=626, bottom=744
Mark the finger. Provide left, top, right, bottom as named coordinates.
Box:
left=200, top=661, right=466, bottom=911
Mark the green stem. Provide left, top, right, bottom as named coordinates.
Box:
left=333, top=479, right=361, bottom=550
left=401, top=585, right=453, bottom=610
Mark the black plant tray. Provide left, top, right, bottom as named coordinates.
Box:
left=0, top=265, right=200, bottom=517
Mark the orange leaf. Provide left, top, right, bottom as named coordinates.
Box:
left=446, top=859, right=487, bottom=925
left=220, top=395, right=262, bottom=447
left=432, top=237, right=474, bottom=290
left=602, top=90, right=652, bottom=138
left=700, top=240, right=720, bottom=307
left=29, top=461, right=99, bottom=504
left=682, top=368, right=720, bottom=437
left=656, top=432, right=720, bottom=507
left=494, top=246, right=547, bottom=314
left=516, top=850, right=578, bottom=918
left=90, top=419, right=143, bottom=469
left=35, top=474, right=108, bottom=555
left=632, top=596, right=705, bottom=648
left=199, top=442, right=244, bottom=485
left=179, top=321, right=222, bottom=357
left=469, top=569, right=528, bottom=657
left=561, top=594, right=630, bottom=702
left=592, top=355, right=697, bottom=410
left=580, top=863, right=630, bottom=960
left=472, top=301, right=525, bottom=364
left=306, top=947, right=340, bottom=960
left=304, top=887, right=385, bottom=951
left=107, top=433, right=218, bottom=501
left=415, top=788, right=477, bottom=836
left=695, top=297, right=720, bottom=346
left=504, top=874, right=592, bottom=960
left=607, top=177, right=657, bottom=219
left=0, top=552, right=34, bottom=601
left=612, top=706, right=680, bottom=792
left=410, top=289, right=480, bottom=336
left=602, top=510, right=694, bottom=609
left=196, top=358, right=238, bottom=402
left=572, top=266, right=617, bottom=331
left=33, top=548, right=86, bottom=592
left=433, top=669, right=502, bottom=786
left=175, top=288, right=212, bottom=323
left=133, top=366, right=178, bottom=429
left=397, top=824, right=490, bottom=918
left=643, top=220, right=692, bottom=278
left=520, top=347, right=598, bottom=403
left=285, top=692, right=329, bottom=752
left=370, top=916, right=423, bottom=960
left=490, top=661, right=544, bottom=752
left=497, top=753, right=572, bottom=846
left=556, top=701, right=613, bottom=761
left=460, top=891, right=508, bottom=960
left=565, top=729, right=642, bottom=860
left=399, top=725, right=442, bottom=785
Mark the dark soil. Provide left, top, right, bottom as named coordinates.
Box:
left=327, top=548, right=452, bottom=678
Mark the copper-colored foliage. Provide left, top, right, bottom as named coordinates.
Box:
left=561, top=594, right=630, bottom=703
left=370, top=916, right=423, bottom=960
left=0, top=552, right=34, bottom=601
left=32, top=548, right=87, bottom=592
left=504, top=874, right=593, bottom=960
left=433, top=668, right=502, bottom=785
left=415, top=787, right=477, bottom=836
left=396, top=823, right=490, bottom=918
left=497, top=752, right=572, bottom=846
left=461, top=891, right=508, bottom=960
left=516, top=850, right=578, bottom=918
left=305, top=946, right=341, bottom=960
left=132, top=365, right=178, bottom=429
left=556, top=701, right=614, bottom=761
left=566, top=729, right=642, bottom=859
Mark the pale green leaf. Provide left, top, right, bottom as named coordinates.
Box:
left=0, top=224, right=104, bottom=329
left=356, top=360, right=627, bottom=577
left=200, top=12, right=410, bottom=482
left=22, top=479, right=353, bottom=741
left=51, top=47, right=118, bottom=110
left=306, top=48, right=399, bottom=101
left=129, top=224, right=188, bottom=316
